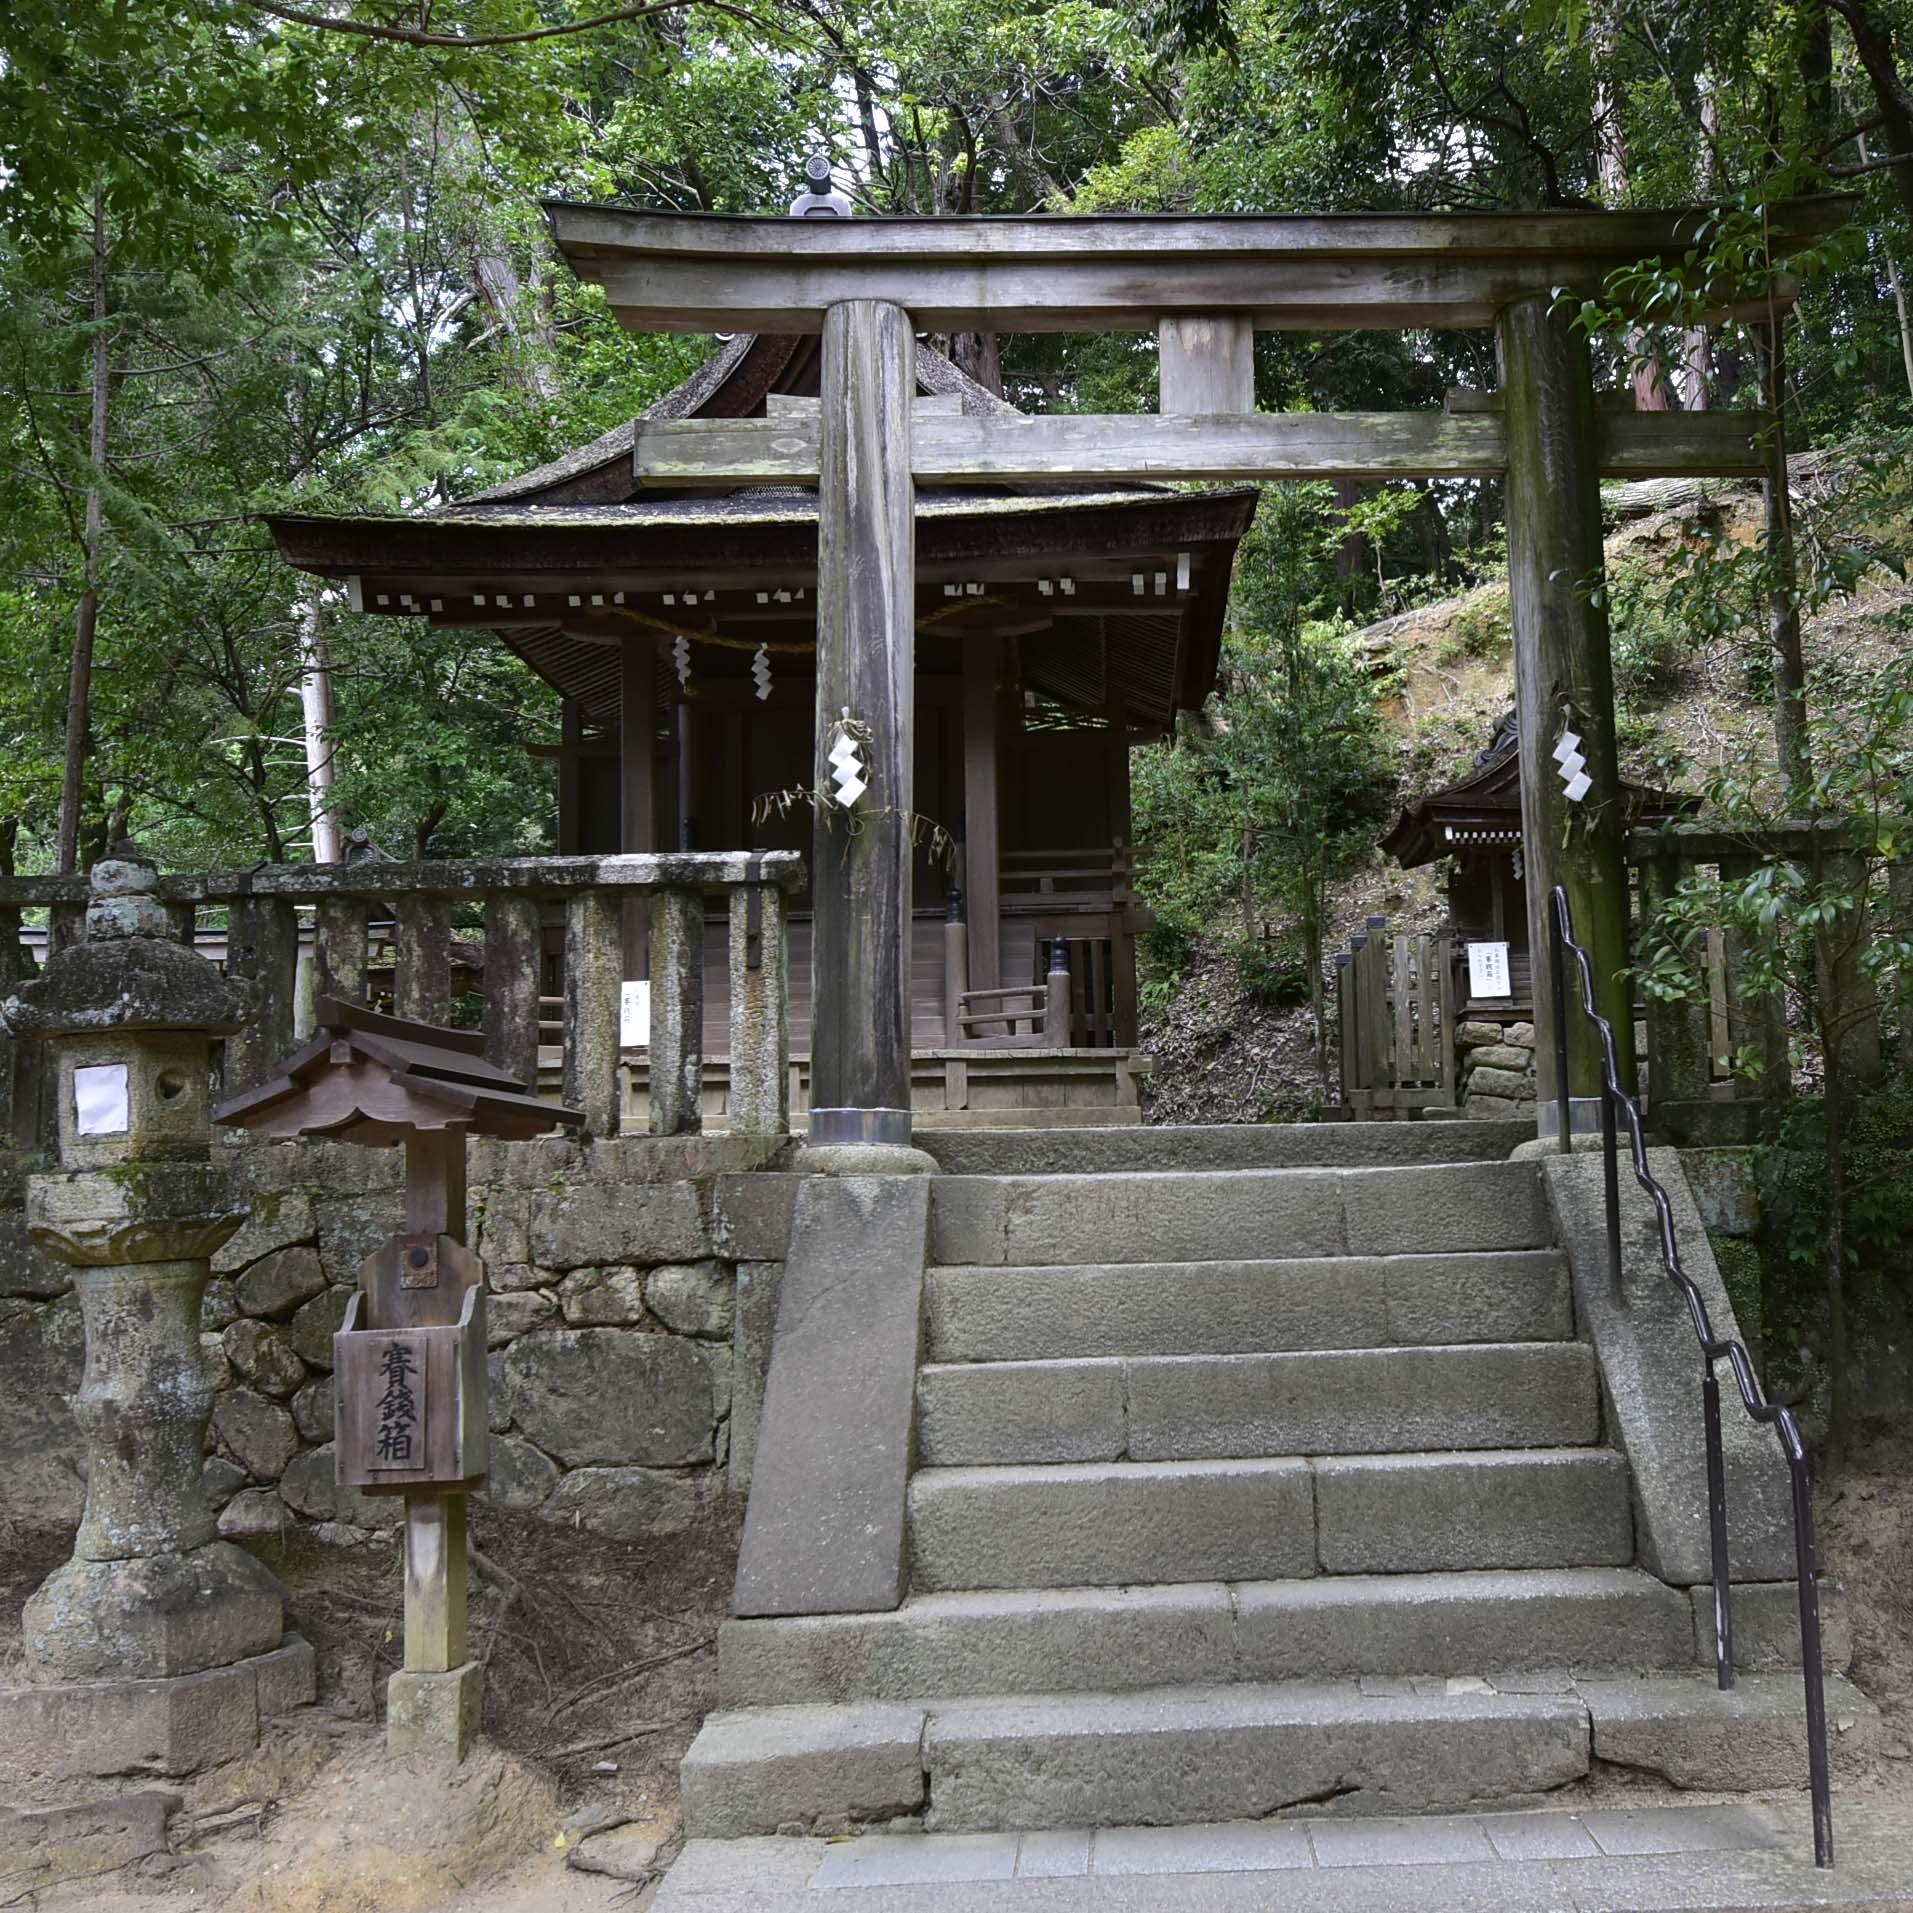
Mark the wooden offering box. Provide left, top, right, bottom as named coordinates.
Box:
left=215, top=997, right=583, bottom=1497
left=335, top=1243, right=489, bottom=1494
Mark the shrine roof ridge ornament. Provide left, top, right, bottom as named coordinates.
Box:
left=543, top=195, right=1851, bottom=334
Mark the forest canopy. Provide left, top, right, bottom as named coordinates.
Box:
left=2, top=0, right=1912, bottom=879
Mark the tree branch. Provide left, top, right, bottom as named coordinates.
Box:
left=238, top=0, right=790, bottom=51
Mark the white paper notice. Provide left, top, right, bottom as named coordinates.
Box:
left=1466, top=941, right=1513, bottom=1000
left=74, top=1063, right=130, bottom=1135
left=621, top=980, right=651, bottom=1049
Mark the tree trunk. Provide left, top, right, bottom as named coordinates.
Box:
left=950, top=331, right=1003, bottom=397
left=298, top=589, right=343, bottom=863
left=57, top=188, right=109, bottom=876
left=1813, top=896, right=1855, bottom=1458
left=1861, top=134, right=1913, bottom=402
left=1833, top=0, right=1913, bottom=230
left=1303, top=894, right=1331, bottom=1101
left=1752, top=321, right=1812, bottom=800
left=1593, top=10, right=1670, bottom=410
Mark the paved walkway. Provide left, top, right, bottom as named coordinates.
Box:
left=653, top=1799, right=1913, bottom=1911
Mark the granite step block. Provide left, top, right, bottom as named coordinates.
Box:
left=716, top=1568, right=1698, bottom=1708
left=922, top=1681, right=1590, bottom=1832
left=925, top=1252, right=1574, bottom=1364
left=909, top=1458, right=1315, bottom=1592
left=917, top=1343, right=1600, bottom=1467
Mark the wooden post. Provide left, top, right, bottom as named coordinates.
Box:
left=1893, top=858, right=1913, bottom=1077
left=1719, top=853, right=1792, bottom=1102
left=943, top=907, right=968, bottom=1046
left=961, top=640, right=1001, bottom=995
left=648, top=885, right=704, bottom=1135
left=482, top=891, right=543, bottom=1089
left=564, top=888, right=623, bottom=1138
left=402, top=1492, right=468, bottom=1675
left=621, top=636, right=655, bottom=979
left=1158, top=315, right=1255, bottom=415
left=728, top=879, right=789, bottom=1135
left=394, top=894, right=452, bottom=1025
left=809, top=297, right=917, bottom=1149
left=1813, top=848, right=1884, bottom=1089
left=1498, top=294, right=1635, bottom=1121
left=1639, top=851, right=1714, bottom=1126
left=1044, top=938, right=1073, bottom=1045
left=404, top=1127, right=467, bottom=1245
left=556, top=698, right=585, bottom=855
left=397, top=1128, right=470, bottom=1720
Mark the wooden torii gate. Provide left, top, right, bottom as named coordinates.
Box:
left=546, top=197, right=1841, bottom=1152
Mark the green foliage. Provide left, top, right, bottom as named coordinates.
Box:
left=1763, top=1086, right=1913, bottom=1283
left=1132, top=484, right=1394, bottom=1081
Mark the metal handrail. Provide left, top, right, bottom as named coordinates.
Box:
left=1548, top=885, right=1833, bottom=1868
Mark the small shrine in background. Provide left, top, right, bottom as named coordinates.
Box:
left=1333, top=718, right=1696, bottom=1119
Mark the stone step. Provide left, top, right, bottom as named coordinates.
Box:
left=930, top=1161, right=1550, bottom=1268
left=679, top=1673, right=1873, bottom=1840
left=916, top=1343, right=1601, bottom=1467
left=717, top=1567, right=1699, bottom=1707
left=908, top=1449, right=1633, bottom=1592
left=925, top=1250, right=1573, bottom=1363
left=918, top=1118, right=1534, bottom=1178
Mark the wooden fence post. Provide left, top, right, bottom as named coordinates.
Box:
left=1639, top=852, right=1714, bottom=1119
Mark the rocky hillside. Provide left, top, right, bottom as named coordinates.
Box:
left=1138, top=463, right=1913, bottom=1123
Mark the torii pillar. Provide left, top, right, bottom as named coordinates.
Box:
left=803, top=298, right=934, bottom=1171
left=1499, top=295, right=1636, bottom=1126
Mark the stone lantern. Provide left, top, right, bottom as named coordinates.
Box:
left=0, top=849, right=313, bottom=1778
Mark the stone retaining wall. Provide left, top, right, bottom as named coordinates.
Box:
left=0, top=1135, right=797, bottom=1545
left=1456, top=1018, right=1538, bottom=1117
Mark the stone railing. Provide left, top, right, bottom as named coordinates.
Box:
left=0, top=852, right=804, bottom=1142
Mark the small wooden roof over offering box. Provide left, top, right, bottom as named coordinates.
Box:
left=213, top=997, right=584, bottom=1145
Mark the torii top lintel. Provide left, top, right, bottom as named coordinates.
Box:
left=544, top=197, right=1848, bottom=335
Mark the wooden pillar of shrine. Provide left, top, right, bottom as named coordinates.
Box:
left=961, top=638, right=1001, bottom=994
left=621, top=636, right=654, bottom=977
left=808, top=298, right=921, bottom=1154
left=1498, top=295, right=1636, bottom=1122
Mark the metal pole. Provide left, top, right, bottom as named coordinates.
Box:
left=1791, top=1456, right=1834, bottom=1867
left=1549, top=892, right=1572, bottom=1154
left=1701, top=1364, right=1734, bottom=1691
left=1601, top=1083, right=1623, bottom=1302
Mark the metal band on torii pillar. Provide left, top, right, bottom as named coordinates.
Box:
left=1498, top=294, right=1637, bottom=1130
left=807, top=297, right=923, bottom=1157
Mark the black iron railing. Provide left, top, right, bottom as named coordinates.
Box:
left=1548, top=885, right=1832, bottom=1867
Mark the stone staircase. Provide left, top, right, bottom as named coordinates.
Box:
left=681, top=1123, right=1860, bottom=1843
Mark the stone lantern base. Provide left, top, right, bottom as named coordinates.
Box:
left=0, top=1635, right=315, bottom=1780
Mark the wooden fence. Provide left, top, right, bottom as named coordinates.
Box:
left=1333, top=918, right=1456, bottom=1117
left=0, top=851, right=803, bottom=1142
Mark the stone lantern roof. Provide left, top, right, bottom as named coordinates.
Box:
left=0, top=850, right=254, bottom=1039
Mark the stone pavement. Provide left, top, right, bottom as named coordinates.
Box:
left=652, top=1798, right=1913, bottom=1911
